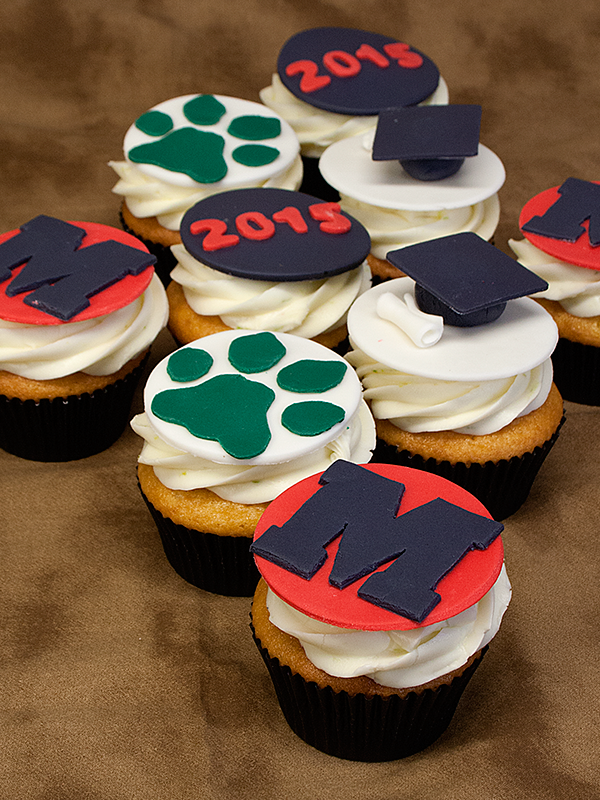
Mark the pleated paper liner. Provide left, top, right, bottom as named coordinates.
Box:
left=551, top=337, right=600, bottom=405
left=251, top=622, right=487, bottom=762
left=0, top=354, right=149, bottom=462
left=138, top=484, right=260, bottom=597
left=372, top=414, right=565, bottom=520
left=119, top=210, right=177, bottom=288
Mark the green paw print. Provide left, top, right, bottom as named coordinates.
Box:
left=128, top=94, right=283, bottom=184
left=151, top=332, right=349, bottom=460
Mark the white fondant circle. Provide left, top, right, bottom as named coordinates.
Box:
left=319, top=136, right=505, bottom=210
left=124, top=95, right=300, bottom=189
left=144, top=330, right=362, bottom=465
left=347, top=278, right=558, bottom=381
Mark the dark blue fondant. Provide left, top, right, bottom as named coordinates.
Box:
left=522, top=177, right=600, bottom=246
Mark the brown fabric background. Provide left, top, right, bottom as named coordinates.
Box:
left=2, top=1, right=599, bottom=797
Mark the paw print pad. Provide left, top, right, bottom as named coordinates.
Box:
left=144, top=331, right=362, bottom=464
left=123, top=94, right=299, bottom=189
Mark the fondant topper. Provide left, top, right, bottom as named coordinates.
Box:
left=386, top=232, right=548, bottom=326
left=0, top=216, right=155, bottom=325
left=277, top=27, right=440, bottom=115
left=519, top=178, right=600, bottom=269
left=372, top=105, right=482, bottom=182
left=252, top=461, right=504, bottom=630
left=144, top=330, right=363, bottom=465
left=179, top=187, right=371, bottom=280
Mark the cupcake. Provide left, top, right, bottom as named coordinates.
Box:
left=509, top=178, right=600, bottom=404
left=0, top=214, right=168, bottom=461
left=250, top=459, right=511, bottom=761
left=132, top=329, right=375, bottom=595
left=319, top=104, right=505, bottom=282
left=166, top=187, right=372, bottom=353
left=260, top=27, right=448, bottom=200
left=109, top=94, right=302, bottom=285
left=345, top=233, right=564, bottom=520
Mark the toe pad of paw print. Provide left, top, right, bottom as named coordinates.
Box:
left=144, top=331, right=363, bottom=464
left=123, top=94, right=300, bottom=189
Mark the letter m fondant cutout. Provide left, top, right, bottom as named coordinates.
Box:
left=251, top=461, right=503, bottom=623
left=0, top=215, right=155, bottom=320
left=522, top=177, right=600, bottom=246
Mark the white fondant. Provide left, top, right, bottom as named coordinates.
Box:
left=122, top=95, right=300, bottom=189
left=0, top=274, right=168, bottom=380
left=259, top=73, right=449, bottom=158
left=319, top=136, right=505, bottom=211
left=266, top=564, right=511, bottom=689
left=509, top=237, right=600, bottom=318
left=347, top=278, right=558, bottom=381
left=376, top=291, right=443, bottom=348
left=170, top=244, right=371, bottom=338
left=143, top=330, right=363, bottom=465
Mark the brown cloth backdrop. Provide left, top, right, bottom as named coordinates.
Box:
left=2, top=1, right=599, bottom=798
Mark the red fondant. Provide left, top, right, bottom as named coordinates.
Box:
left=285, top=60, right=331, bottom=93
left=383, top=42, right=423, bottom=69
left=309, top=202, right=352, bottom=234
left=189, top=219, right=240, bottom=252
left=355, top=43, right=390, bottom=69
left=254, top=464, right=504, bottom=631
left=323, top=50, right=361, bottom=78
left=520, top=183, right=600, bottom=270
left=272, top=206, right=309, bottom=234
left=0, top=222, right=153, bottom=326
left=235, top=211, right=276, bottom=242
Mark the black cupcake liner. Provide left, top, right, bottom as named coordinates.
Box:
left=251, top=622, right=486, bottom=761
left=373, top=414, right=565, bottom=521
left=0, top=354, right=148, bottom=462
left=551, top=337, right=600, bottom=405
left=119, top=210, right=177, bottom=288
left=138, top=483, right=260, bottom=596
left=299, top=155, right=341, bottom=202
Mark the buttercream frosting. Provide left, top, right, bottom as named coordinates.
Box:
left=0, top=274, right=168, bottom=381
left=265, top=563, right=511, bottom=688
left=509, top=237, right=600, bottom=317
left=260, top=73, right=449, bottom=158
left=170, top=243, right=372, bottom=338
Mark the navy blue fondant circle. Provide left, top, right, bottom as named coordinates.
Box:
left=180, top=188, right=371, bottom=281
left=277, top=27, right=440, bottom=115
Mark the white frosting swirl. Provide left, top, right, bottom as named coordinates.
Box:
left=340, top=194, right=500, bottom=259
left=259, top=73, right=449, bottom=158
left=0, top=274, right=168, bottom=381
left=509, top=237, right=600, bottom=317
left=346, top=346, right=553, bottom=435
left=266, top=564, right=511, bottom=689
left=170, top=244, right=372, bottom=338
left=131, top=400, right=375, bottom=504
left=109, top=156, right=303, bottom=231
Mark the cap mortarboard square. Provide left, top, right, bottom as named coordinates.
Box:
left=372, top=105, right=482, bottom=181
left=386, top=232, right=548, bottom=326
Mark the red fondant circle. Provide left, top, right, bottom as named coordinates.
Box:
left=519, top=183, right=600, bottom=270
left=253, top=464, right=504, bottom=631
left=0, top=222, right=154, bottom=325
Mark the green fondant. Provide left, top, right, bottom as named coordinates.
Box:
left=167, top=348, right=213, bottom=383
left=183, top=94, right=226, bottom=126
left=151, top=374, right=275, bottom=459
left=281, top=401, right=345, bottom=437
left=228, top=332, right=286, bottom=374
left=232, top=144, right=280, bottom=167
left=135, top=110, right=173, bottom=137
left=129, top=128, right=227, bottom=183
left=227, top=115, right=282, bottom=141
left=277, top=360, right=347, bottom=394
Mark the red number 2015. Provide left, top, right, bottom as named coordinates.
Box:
left=286, top=42, right=423, bottom=94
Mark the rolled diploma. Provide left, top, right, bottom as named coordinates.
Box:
left=376, top=291, right=444, bottom=348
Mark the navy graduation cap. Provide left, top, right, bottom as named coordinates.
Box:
left=372, top=105, right=482, bottom=181
left=386, top=232, right=548, bottom=326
